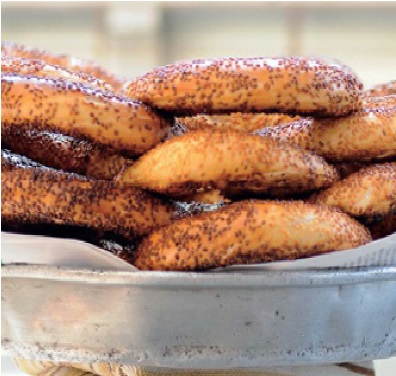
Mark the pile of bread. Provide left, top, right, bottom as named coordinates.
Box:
left=2, top=41, right=395, bottom=271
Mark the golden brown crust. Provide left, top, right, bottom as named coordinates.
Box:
left=363, top=94, right=396, bottom=108
left=126, top=57, right=363, bottom=116
left=365, top=81, right=396, bottom=97
left=1, top=74, right=168, bottom=155
left=2, top=41, right=125, bottom=91
left=1, top=56, right=114, bottom=93
left=133, top=200, right=371, bottom=271
left=259, top=97, right=396, bottom=162
left=85, top=151, right=133, bottom=181
left=117, top=130, right=339, bottom=197
left=1, top=164, right=175, bottom=238
left=176, top=112, right=303, bottom=133
left=2, top=128, right=133, bottom=180
left=308, top=163, right=396, bottom=217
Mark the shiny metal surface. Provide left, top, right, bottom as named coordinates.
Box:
left=2, top=265, right=396, bottom=368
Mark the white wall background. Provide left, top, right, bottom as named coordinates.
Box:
left=2, top=2, right=396, bottom=88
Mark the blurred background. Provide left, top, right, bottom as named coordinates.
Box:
left=2, top=1, right=396, bottom=88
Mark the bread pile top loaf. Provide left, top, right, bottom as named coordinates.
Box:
left=2, top=41, right=395, bottom=271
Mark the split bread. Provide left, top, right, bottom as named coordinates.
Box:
left=117, top=130, right=339, bottom=197
left=2, top=128, right=133, bottom=180
left=309, top=163, right=396, bottom=217
left=1, top=56, right=114, bottom=93
left=126, top=57, right=363, bottom=116
left=133, top=200, right=371, bottom=271
left=1, top=75, right=168, bottom=155
left=1, top=157, right=175, bottom=238
left=258, top=97, right=396, bottom=162
left=2, top=41, right=125, bottom=91
left=365, top=81, right=396, bottom=97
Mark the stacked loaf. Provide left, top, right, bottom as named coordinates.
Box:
left=2, top=42, right=395, bottom=270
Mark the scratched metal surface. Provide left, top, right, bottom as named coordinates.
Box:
left=2, top=265, right=396, bottom=369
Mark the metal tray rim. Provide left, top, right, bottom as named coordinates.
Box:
left=2, top=264, right=396, bottom=287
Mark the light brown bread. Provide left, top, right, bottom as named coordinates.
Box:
left=259, top=97, right=396, bottom=162
left=2, top=41, right=125, bottom=91
left=134, top=200, right=371, bottom=271
left=309, top=163, right=396, bottom=217
left=126, top=57, right=363, bottom=116
left=1, top=163, right=175, bottom=238
left=1, top=56, right=114, bottom=92
left=2, top=128, right=133, bottom=180
left=365, top=81, right=396, bottom=97
left=117, top=130, right=339, bottom=197
left=1, top=75, right=168, bottom=155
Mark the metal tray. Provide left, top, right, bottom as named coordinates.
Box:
left=2, top=265, right=396, bottom=369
